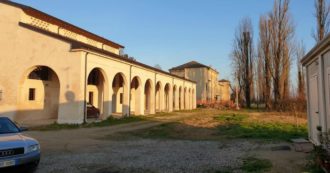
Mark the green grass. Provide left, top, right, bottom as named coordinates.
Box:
left=304, top=147, right=326, bottom=173
left=215, top=113, right=307, bottom=141
left=241, top=157, right=272, bottom=173
left=32, top=116, right=147, bottom=131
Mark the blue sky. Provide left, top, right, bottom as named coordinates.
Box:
left=14, top=0, right=315, bottom=82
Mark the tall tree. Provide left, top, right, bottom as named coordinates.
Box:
left=231, top=18, right=254, bottom=108
left=295, top=41, right=306, bottom=100
left=268, top=0, right=294, bottom=107
left=313, top=0, right=330, bottom=42
left=258, top=15, right=272, bottom=109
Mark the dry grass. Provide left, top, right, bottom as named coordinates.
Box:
left=109, top=108, right=308, bottom=142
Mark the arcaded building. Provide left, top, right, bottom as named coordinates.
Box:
left=170, top=61, right=230, bottom=103
left=0, top=1, right=196, bottom=125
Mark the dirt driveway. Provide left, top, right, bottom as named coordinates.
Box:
left=25, top=109, right=309, bottom=173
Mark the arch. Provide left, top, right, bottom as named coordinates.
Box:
left=112, top=72, right=127, bottom=116
left=130, top=76, right=142, bottom=115
left=18, top=66, right=60, bottom=123
left=164, top=83, right=171, bottom=112
left=144, top=79, right=153, bottom=114
left=86, top=68, right=108, bottom=119
left=173, top=85, right=177, bottom=110
left=155, top=81, right=163, bottom=112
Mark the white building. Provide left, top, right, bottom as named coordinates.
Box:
left=0, top=1, right=196, bottom=125
left=301, top=34, right=330, bottom=144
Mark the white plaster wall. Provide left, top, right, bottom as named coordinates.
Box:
left=0, top=4, right=84, bottom=124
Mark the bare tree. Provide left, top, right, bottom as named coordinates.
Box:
left=231, top=18, right=254, bottom=108
left=258, top=15, right=272, bottom=109
left=295, top=41, right=306, bottom=100
left=256, top=45, right=264, bottom=102
left=268, top=0, right=294, bottom=107
left=313, top=0, right=330, bottom=42
left=154, top=64, right=162, bottom=70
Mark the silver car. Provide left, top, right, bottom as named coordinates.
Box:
left=0, top=117, right=40, bottom=172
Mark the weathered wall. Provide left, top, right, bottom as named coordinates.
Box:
left=0, top=4, right=84, bottom=124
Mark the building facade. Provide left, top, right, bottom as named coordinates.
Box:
left=170, top=61, right=230, bottom=104
left=0, top=1, right=196, bottom=125
left=301, top=34, right=330, bottom=145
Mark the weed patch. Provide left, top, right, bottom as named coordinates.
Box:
left=32, top=116, right=147, bottom=131
left=215, top=113, right=248, bottom=123
left=215, top=113, right=307, bottom=141
left=241, top=157, right=272, bottom=173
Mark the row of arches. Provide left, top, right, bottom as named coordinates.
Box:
left=87, top=68, right=195, bottom=118
left=19, top=66, right=196, bottom=123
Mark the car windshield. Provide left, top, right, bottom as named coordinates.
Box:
left=0, top=118, right=20, bottom=134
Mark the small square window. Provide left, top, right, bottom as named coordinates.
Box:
left=88, top=92, right=94, bottom=105
left=29, top=88, right=36, bottom=101
left=0, top=90, right=3, bottom=101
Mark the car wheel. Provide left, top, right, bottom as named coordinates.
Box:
left=26, top=160, right=40, bottom=173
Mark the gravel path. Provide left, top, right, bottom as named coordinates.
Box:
left=35, top=139, right=256, bottom=173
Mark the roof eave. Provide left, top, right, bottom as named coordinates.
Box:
left=0, top=0, right=125, bottom=49
left=301, top=34, right=330, bottom=66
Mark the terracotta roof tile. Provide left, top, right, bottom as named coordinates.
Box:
left=170, top=61, right=210, bottom=70
left=0, top=0, right=124, bottom=49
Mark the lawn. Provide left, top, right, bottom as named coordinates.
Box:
left=215, top=113, right=307, bottom=141
left=112, top=110, right=308, bottom=142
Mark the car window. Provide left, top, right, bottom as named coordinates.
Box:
left=0, top=118, right=20, bottom=134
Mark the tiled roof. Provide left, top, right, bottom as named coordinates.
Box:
left=170, top=61, right=210, bottom=70
left=219, top=79, right=230, bottom=83
left=0, top=0, right=124, bottom=49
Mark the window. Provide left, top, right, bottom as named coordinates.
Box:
left=88, top=92, right=94, bottom=105
left=29, top=88, right=36, bottom=101
left=120, top=93, right=123, bottom=104
left=0, top=90, right=3, bottom=101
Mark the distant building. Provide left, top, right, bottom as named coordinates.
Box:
left=170, top=61, right=231, bottom=103
left=217, top=79, right=231, bottom=102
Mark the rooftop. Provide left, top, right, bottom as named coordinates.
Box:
left=170, top=61, right=217, bottom=72
left=0, top=0, right=124, bottom=49
left=219, top=79, right=230, bottom=83
left=301, top=32, right=330, bottom=65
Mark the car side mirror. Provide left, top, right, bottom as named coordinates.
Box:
left=19, top=127, right=29, bottom=132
